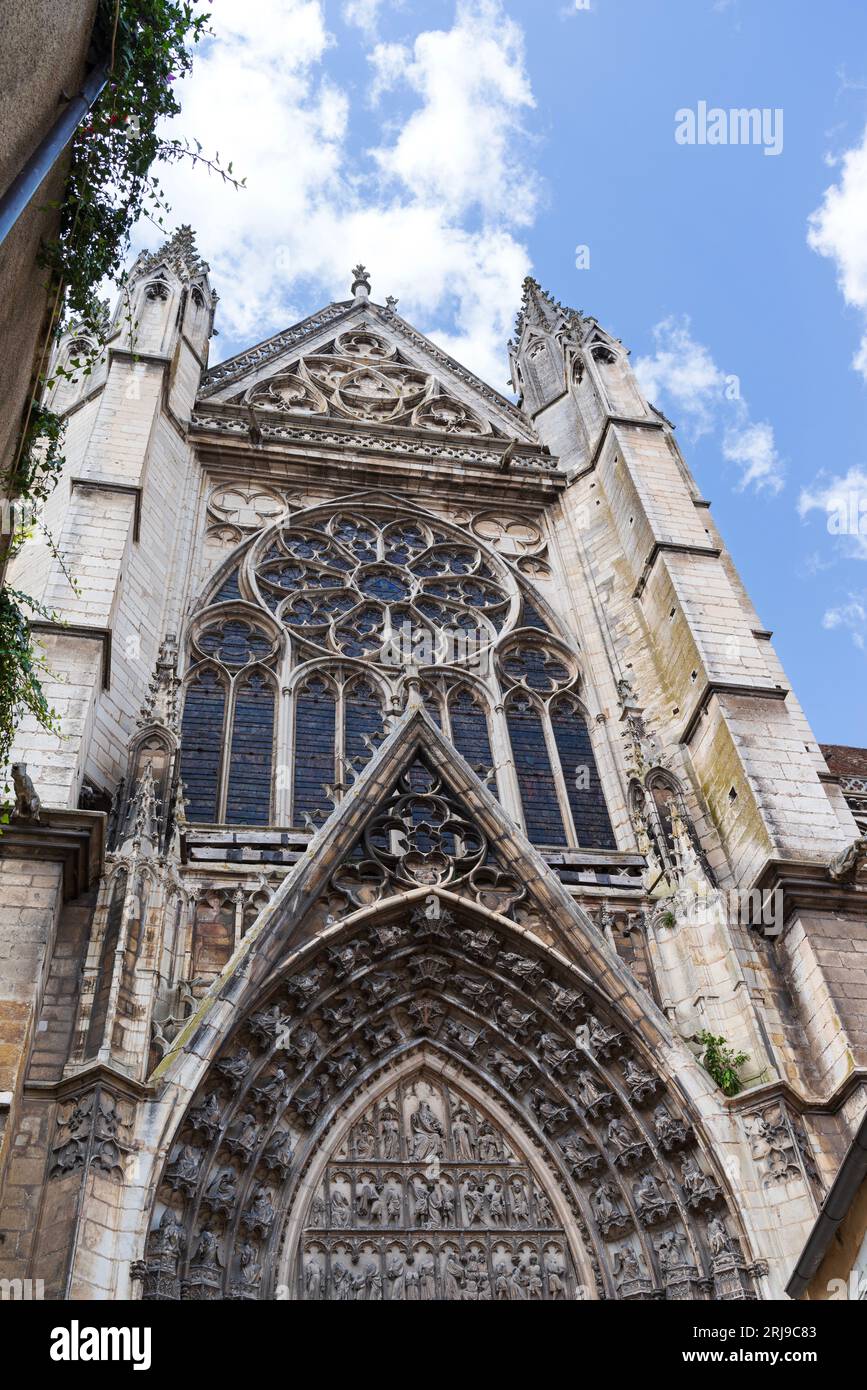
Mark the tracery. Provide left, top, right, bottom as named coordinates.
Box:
left=180, top=501, right=616, bottom=848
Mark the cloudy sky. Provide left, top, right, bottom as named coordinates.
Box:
left=139, top=0, right=867, bottom=744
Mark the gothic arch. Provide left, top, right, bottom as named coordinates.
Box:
left=136, top=887, right=763, bottom=1302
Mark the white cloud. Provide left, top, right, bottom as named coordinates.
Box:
left=634, top=316, right=784, bottom=494
left=798, top=464, right=867, bottom=559
left=822, top=594, right=867, bottom=650
left=343, top=0, right=393, bottom=35
left=722, top=421, right=784, bottom=496
left=130, top=0, right=537, bottom=388
left=634, top=316, right=725, bottom=439
left=807, top=124, right=867, bottom=380
left=369, top=0, right=537, bottom=226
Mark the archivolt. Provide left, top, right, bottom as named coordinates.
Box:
left=136, top=896, right=761, bottom=1302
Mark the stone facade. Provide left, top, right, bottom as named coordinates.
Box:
left=0, top=242, right=865, bottom=1301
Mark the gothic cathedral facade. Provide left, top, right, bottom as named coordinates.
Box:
left=0, top=229, right=865, bottom=1302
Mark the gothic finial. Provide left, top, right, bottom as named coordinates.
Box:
left=351, top=264, right=371, bottom=302
left=120, top=761, right=160, bottom=858
left=137, top=634, right=181, bottom=733
left=129, top=225, right=210, bottom=286
left=513, top=276, right=583, bottom=344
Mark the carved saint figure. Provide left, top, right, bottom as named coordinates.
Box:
left=216, top=1047, right=252, bottom=1087
left=388, top=1253, right=406, bottom=1300
left=510, top=1177, right=530, bottom=1226
left=707, top=1215, right=734, bottom=1258
left=365, top=1262, right=383, bottom=1301
left=656, top=1228, right=690, bottom=1272
left=590, top=1180, right=620, bottom=1226
left=330, top=1188, right=351, bottom=1229
left=305, top=1257, right=323, bottom=1300
left=681, top=1155, right=716, bottom=1200
left=167, top=1143, right=201, bottom=1187
left=534, top=1185, right=555, bottom=1226
left=151, top=1206, right=185, bottom=1261
left=237, top=1240, right=262, bottom=1287
left=451, top=1103, right=476, bottom=1160
left=545, top=1253, right=566, bottom=1298
left=443, top=1252, right=464, bottom=1300
left=477, top=1119, right=501, bottom=1162
left=378, top=1101, right=401, bottom=1159
left=575, top=1069, right=605, bottom=1108
left=607, top=1116, right=634, bottom=1155
left=409, top=1099, right=445, bottom=1161
left=613, top=1245, right=641, bottom=1283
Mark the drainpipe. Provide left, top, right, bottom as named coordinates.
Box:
left=0, top=61, right=109, bottom=249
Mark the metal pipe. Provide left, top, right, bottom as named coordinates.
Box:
left=0, top=62, right=109, bottom=249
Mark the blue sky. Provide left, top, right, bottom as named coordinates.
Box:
left=144, top=0, right=867, bottom=744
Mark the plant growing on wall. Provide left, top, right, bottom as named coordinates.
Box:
left=0, top=1, right=243, bottom=812
left=697, top=1030, right=749, bottom=1097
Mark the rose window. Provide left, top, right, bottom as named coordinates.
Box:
left=250, top=511, right=512, bottom=665
left=181, top=503, right=617, bottom=850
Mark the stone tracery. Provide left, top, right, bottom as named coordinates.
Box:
left=180, top=499, right=616, bottom=849
left=240, top=329, right=493, bottom=436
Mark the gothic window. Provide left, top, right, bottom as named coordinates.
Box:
left=182, top=503, right=616, bottom=846
left=550, top=696, right=616, bottom=848
left=226, top=671, right=276, bottom=824
left=448, top=686, right=496, bottom=795
left=500, top=644, right=615, bottom=849
left=251, top=511, right=510, bottom=665
left=506, top=693, right=567, bottom=846
left=344, top=676, right=385, bottom=784
left=292, top=675, right=337, bottom=827
left=180, top=667, right=227, bottom=822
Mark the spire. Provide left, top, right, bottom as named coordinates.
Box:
left=512, top=276, right=583, bottom=344
left=129, top=225, right=211, bottom=286
left=351, top=264, right=371, bottom=303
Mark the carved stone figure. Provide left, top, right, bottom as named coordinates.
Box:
left=216, top=1047, right=253, bottom=1090
left=165, top=1143, right=202, bottom=1194
left=497, top=996, right=536, bottom=1037
left=540, top=979, right=584, bottom=1019
left=409, top=1099, right=445, bottom=1160
left=653, top=1103, right=692, bottom=1151
left=451, top=1102, right=476, bottom=1160
left=634, top=1171, right=674, bottom=1226
left=263, top=1130, right=294, bottom=1179
left=707, top=1214, right=734, bottom=1258
left=535, top=1030, right=576, bottom=1074
left=622, top=1057, right=662, bottom=1104
left=680, top=1155, right=721, bottom=1208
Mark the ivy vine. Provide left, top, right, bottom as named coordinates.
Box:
left=0, top=0, right=243, bottom=813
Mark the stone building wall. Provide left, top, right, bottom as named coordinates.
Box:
left=0, top=253, right=864, bottom=1301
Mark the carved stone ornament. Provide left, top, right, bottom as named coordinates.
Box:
left=140, top=904, right=756, bottom=1301
left=50, top=1087, right=130, bottom=1181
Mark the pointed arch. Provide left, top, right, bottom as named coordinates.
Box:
left=136, top=892, right=761, bottom=1303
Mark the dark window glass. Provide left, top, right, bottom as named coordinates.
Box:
left=226, top=672, right=275, bottom=824
left=506, top=694, right=566, bottom=846
left=293, top=677, right=336, bottom=825
left=180, top=669, right=226, bottom=821
left=550, top=698, right=616, bottom=848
